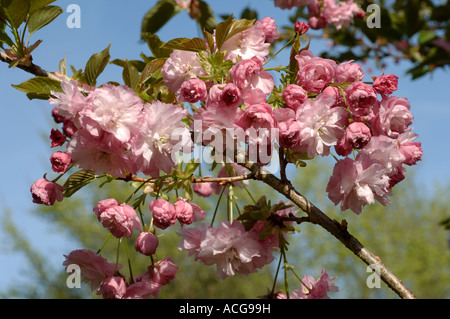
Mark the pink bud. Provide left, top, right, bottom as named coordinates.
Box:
left=175, top=199, right=194, bottom=226
left=373, top=74, right=399, bottom=95
left=50, top=151, right=71, bottom=174
left=294, top=21, right=310, bottom=35
left=149, top=199, right=177, bottom=230
left=345, top=122, right=372, bottom=149
left=50, top=129, right=66, bottom=148
left=135, top=232, right=159, bottom=256
left=30, top=178, right=64, bottom=206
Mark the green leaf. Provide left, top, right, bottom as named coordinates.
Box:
left=63, top=170, right=98, bottom=198
left=27, top=5, right=63, bottom=36
left=143, top=33, right=173, bottom=58
left=418, top=30, right=437, bottom=45
left=58, top=55, right=66, bottom=75
left=0, top=30, right=14, bottom=47
left=122, top=60, right=140, bottom=91
left=11, top=76, right=62, bottom=99
left=0, top=0, right=30, bottom=29
left=84, top=44, right=111, bottom=87
left=161, top=37, right=207, bottom=52
left=29, top=0, right=57, bottom=14
left=196, top=0, right=216, bottom=34
left=141, top=0, right=179, bottom=37
left=110, top=59, right=146, bottom=72
left=140, top=58, right=167, bottom=84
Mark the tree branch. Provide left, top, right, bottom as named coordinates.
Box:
left=240, top=161, right=416, bottom=299
left=0, top=50, right=63, bottom=82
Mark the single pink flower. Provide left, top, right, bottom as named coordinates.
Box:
left=326, top=153, right=391, bottom=214
left=30, top=178, right=64, bottom=206
left=149, top=199, right=177, bottom=230
left=175, top=198, right=207, bottom=226
left=193, top=182, right=213, bottom=197
left=294, top=21, right=310, bottom=35
left=62, top=249, right=120, bottom=291
left=150, top=257, right=179, bottom=285
left=222, top=25, right=270, bottom=63
left=254, top=17, right=280, bottom=43
left=176, top=78, right=208, bottom=103
left=344, top=121, right=372, bottom=149
left=282, top=84, right=308, bottom=110
left=289, top=269, right=339, bottom=299
left=162, top=50, right=207, bottom=93
left=230, top=56, right=274, bottom=96
left=371, top=95, right=413, bottom=138
left=334, top=60, right=365, bottom=83
left=50, top=151, right=71, bottom=174
left=135, top=232, right=159, bottom=256
left=296, top=53, right=336, bottom=94
left=93, top=198, right=142, bottom=238
left=96, top=276, right=127, bottom=299
left=373, top=74, right=399, bottom=95
left=345, top=81, right=378, bottom=120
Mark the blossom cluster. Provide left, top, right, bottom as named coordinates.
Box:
left=273, top=0, right=365, bottom=30
left=28, top=11, right=422, bottom=299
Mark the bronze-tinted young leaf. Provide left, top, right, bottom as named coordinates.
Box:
left=27, top=5, right=63, bottom=36
left=215, top=15, right=234, bottom=51
left=84, top=44, right=111, bottom=87
left=143, top=33, right=173, bottom=58
left=161, top=37, right=207, bottom=52
left=140, top=58, right=167, bottom=84
left=110, top=59, right=146, bottom=72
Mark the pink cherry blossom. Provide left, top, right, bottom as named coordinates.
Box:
left=96, top=276, right=127, bottom=299
left=371, top=95, right=413, bottom=138
left=296, top=53, right=336, bottom=94
left=62, top=249, right=120, bottom=291
left=206, top=83, right=242, bottom=108
left=373, top=74, right=399, bottom=95
left=66, top=129, right=137, bottom=178
left=123, top=281, right=161, bottom=299
left=273, top=0, right=310, bottom=10
left=93, top=198, right=142, bottom=238
left=176, top=78, right=208, bottom=103
left=326, top=153, right=391, bottom=214
left=193, top=182, right=213, bottom=197
left=289, top=269, right=339, bottom=299
left=282, top=84, right=308, bottom=110
left=175, top=198, right=207, bottom=226
left=77, top=84, right=143, bottom=143
left=130, top=101, right=192, bottom=177
left=294, top=21, right=310, bottom=35
left=278, top=118, right=302, bottom=148
left=397, top=128, right=423, bottom=166
left=162, top=50, right=207, bottom=93
left=30, top=178, right=64, bottom=206
left=345, top=81, right=378, bottom=120
left=149, top=198, right=177, bottom=230
left=322, top=86, right=345, bottom=108
left=150, top=257, right=179, bottom=285
left=222, top=25, right=270, bottom=63
left=334, top=60, right=365, bottom=83
left=254, top=17, right=280, bottom=43
left=50, top=151, right=71, bottom=174
left=322, top=0, right=363, bottom=30
left=135, top=232, right=159, bottom=256
left=343, top=121, right=372, bottom=150
left=293, top=94, right=348, bottom=158
left=179, top=220, right=274, bottom=279
left=49, top=80, right=88, bottom=124
left=230, top=56, right=274, bottom=96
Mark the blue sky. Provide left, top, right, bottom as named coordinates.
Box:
left=0, top=0, right=449, bottom=295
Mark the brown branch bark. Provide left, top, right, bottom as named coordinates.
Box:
left=240, top=161, right=417, bottom=299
